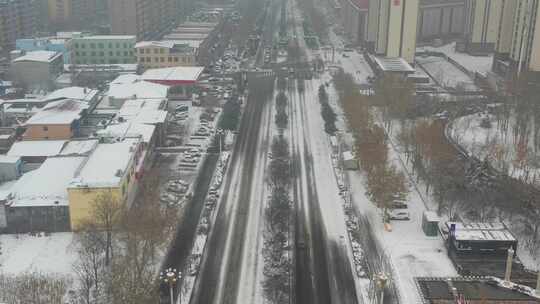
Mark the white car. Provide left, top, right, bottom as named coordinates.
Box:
left=389, top=210, right=410, bottom=221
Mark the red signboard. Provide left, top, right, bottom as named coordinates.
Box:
left=393, top=0, right=400, bottom=5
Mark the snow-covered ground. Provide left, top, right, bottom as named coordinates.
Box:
left=417, top=42, right=493, bottom=75
left=449, top=113, right=540, bottom=187
left=0, top=233, right=76, bottom=275
left=416, top=55, right=478, bottom=91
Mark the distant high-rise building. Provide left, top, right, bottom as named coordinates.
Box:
left=47, top=0, right=103, bottom=31
left=463, top=0, right=504, bottom=54
left=107, top=0, right=176, bottom=40
left=508, top=0, right=540, bottom=74
left=492, top=0, right=540, bottom=76
left=0, top=0, right=37, bottom=53
left=366, top=0, right=419, bottom=63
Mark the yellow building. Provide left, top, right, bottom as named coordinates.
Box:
left=134, top=41, right=198, bottom=70
left=67, top=137, right=143, bottom=230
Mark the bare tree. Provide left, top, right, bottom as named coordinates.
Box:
left=73, top=223, right=105, bottom=304
left=90, top=191, right=123, bottom=266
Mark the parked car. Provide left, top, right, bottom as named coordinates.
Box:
left=389, top=210, right=410, bottom=221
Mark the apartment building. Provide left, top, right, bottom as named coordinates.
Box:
left=0, top=0, right=37, bottom=53
left=135, top=41, right=197, bottom=69
left=463, top=0, right=505, bottom=54
left=366, top=0, right=419, bottom=63
left=342, top=0, right=369, bottom=45
left=508, top=0, right=540, bottom=74
left=417, top=0, right=465, bottom=42
left=47, top=0, right=102, bottom=31
left=491, top=0, right=540, bottom=76
left=108, top=0, right=176, bottom=40
left=71, top=35, right=136, bottom=65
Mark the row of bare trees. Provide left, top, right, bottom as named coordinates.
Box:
left=263, top=79, right=293, bottom=304
left=333, top=70, right=409, bottom=218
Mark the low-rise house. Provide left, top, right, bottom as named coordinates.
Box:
left=44, top=86, right=99, bottom=105
left=22, top=99, right=89, bottom=140
left=103, top=74, right=169, bottom=108
left=10, top=51, right=64, bottom=91
left=7, top=140, right=67, bottom=167
left=4, top=156, right=86, bottom=233
left=68, top=137, right=143, bottom=230
left=135, top=41, right=198, bottom=70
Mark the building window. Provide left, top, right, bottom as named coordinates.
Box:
left=174, top=57, right=179, bottom=62
left=124, top=51, right=128, bottom=56
left=100, top=59, right=105, bottom=63
left=168, top=57, right=172, bottom=62
left=146, top=57, right=151, bottom=62
left=99, top=51, right=104, bottom=56
left=145, top=49, right=150, bottom=54
left=160, top=48, right=164, bottom=54
left=91, top=51, right=96, bottom=56
left=139, top=49, right=144, bottom=54
left=160, top=57, right=164, bottom=62
left=123, top=43, right=128, bottom=48
left=98, top=43, right=104, bottom=48
left=75, top=52, right=80, bottom=56
left=116, top=51, right=121, bottom=56
left=81, top=44, right=85, bottom=49
left=42, top=126, right=48, bottom=131
left=74, top=43, right=79, bottom=48
left=154, top=49, right=159, bottom=54
left=109, top=43, right=113, bottom=48
left=90, top=43, right=95, bottom=49
left=109, top=51, right=113, bottom=56
left=82, top=51, right=86, bottom=56
left=116, top=43, right=120, bottom=48
left=154, top=58, right=159, bottom=62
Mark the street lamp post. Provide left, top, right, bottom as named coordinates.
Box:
left=160, top=268, right=182, bottom=304
left=216, top=128, right=225, bottom=154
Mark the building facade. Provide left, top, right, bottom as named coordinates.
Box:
left=366, top=0, right=419, bottom=63
left=342, top=0, right=368, bottom=45
left=135, top=41, right=197, bottom=69
left=108, top=0, right=176, bottom=40
left=47, top=0, right=101, bottom=31
left=71, top=35, right=136, bottom=65
left=417, top=0, right=465, bottom=42
left=10, top=51, right=64, bottom=90
left=0, top=0, right=37, bottom=53
left=463, top=0, right=505, bottom=54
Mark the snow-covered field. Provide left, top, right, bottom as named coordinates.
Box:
left=418, top=42, right=493, bottom=75
left=416, top=55, right=478, bottom=91
left=449, top=113, right=540, bottom=187
left=0, top=233, right=76, bottom=275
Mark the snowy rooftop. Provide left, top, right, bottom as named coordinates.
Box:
left=59, top=139, right=99, bottom=156
left=342, top=151, right=354, bottom=160
left=76, top=35, right=135, bottom=40
left=142, top=66, right=204, bottom=84
left=99, top=122, right=155, bottom=143
left=0, top=155, right=20, bottom=164
left=372, top=56, right=415, bottom=73
left=12, top=51, right=62, bottom=63
left=45, top=86, right=98, bottom=102
left=163, top=33, right=209, bottom=40
left=446, top=222, right=516, bottom=242
left=70, top=138, right=140, bottom=188
left=117, top=99, right=165, bottom=119
left=135, top=40, right=176, bottom=49
left=24, top=99, right=88, bottom=125
left=8, top=140, right=66, bottom=157
left=106, top=74, right=169, bottom=100
left=9, top=156, right=85, bottom=207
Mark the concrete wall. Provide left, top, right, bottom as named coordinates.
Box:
left=418, top=2, right=465, bottom=41
left=464, top=0, right=504, bottom=54
left=11, top=58, right=64, bottom=90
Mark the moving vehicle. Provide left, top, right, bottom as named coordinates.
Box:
left=389, top=210, right=410, bottom=221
